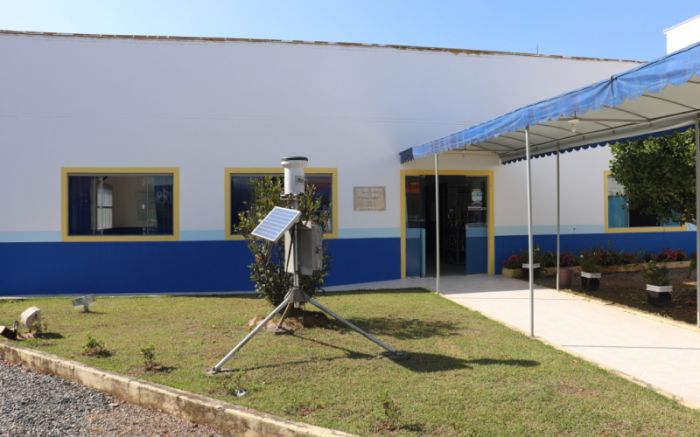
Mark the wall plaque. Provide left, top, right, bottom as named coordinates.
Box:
left=353, top=186, right=386, bottom=211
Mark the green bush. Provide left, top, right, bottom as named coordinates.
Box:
left=82, top=334, right=111, bottom=357
left=643, top=261, right=670, bottom=286
left=237, top=177, right=330, bottom=306
left=540, top=251, right=556, bottom=268
left=579, top=253, right=601, bottom=273
left=140, top=344, right=158, bottom=370
left=502, top=253, right=524, bottom=269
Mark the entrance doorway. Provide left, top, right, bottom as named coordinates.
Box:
left=404, top=173, right=490, bottom=277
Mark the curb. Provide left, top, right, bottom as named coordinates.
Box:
left=555, top=287, right=700, bottom=334
left=0, top=342, right=356, bottom=437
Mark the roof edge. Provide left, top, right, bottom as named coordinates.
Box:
left=0, top=29, right=643, bottom=63
left=663, top=14, right=700, bottom=33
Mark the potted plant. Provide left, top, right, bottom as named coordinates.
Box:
left=643, top=261, right=672, bottom=306
left=558, top=252, right=578, bottom=289
left=521, top=248, right=541, bottom=280
left=580, top=252, right=601, bottom=292
left=539, top=251, right=556, bottom=277
left=502, top=254, right=524, bottom=278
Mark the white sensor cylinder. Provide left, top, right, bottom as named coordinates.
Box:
left=281, top=156, right=308, bottom=195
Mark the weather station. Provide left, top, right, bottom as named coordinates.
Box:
left=209, top=156, right=405, bottom=374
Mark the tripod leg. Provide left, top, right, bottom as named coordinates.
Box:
left=307, top=297, right=398, bottom=354
left=211, top=295, right=291, bottom=372
left=275, top=301, right=293, bottom=332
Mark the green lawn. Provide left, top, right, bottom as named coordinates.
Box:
left=1, top=290, right=699, bottom=436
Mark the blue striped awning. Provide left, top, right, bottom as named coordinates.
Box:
left=400, top=41, right=700, bottom=164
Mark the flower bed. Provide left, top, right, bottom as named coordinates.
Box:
left=502, top=247, right=693, bottom=278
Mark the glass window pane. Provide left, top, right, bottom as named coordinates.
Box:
left=607, top=175, right=677, bottom=228
left=68, top=173, right=173, bottom=236
left=306, top=174, right=333, bottom=233
left=230, top=172, right=334, bottom=235
left=230, top=173, right=280, bottom=234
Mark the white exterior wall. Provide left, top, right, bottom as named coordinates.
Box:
left=0, top=32, right=637, bottom=242
left=665, top=15, right=700, bottom=53
left=404, top=147, right=613, bottom=237
left=494, top=147, right=612, bottom=236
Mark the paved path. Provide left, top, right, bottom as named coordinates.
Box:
left=328, top=275, right=700, bottom=408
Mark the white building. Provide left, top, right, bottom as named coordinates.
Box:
left=665, top=14, right=700, bottom=53
left=0, top=30, right=692, bottom=295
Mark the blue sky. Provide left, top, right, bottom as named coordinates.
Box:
left=0, top=0, right=698, bottom=61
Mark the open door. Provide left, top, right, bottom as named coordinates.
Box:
left=404, top=174, right=489, bottom=277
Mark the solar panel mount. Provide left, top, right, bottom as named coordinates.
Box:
left=251, top=206, right=301, bottom=242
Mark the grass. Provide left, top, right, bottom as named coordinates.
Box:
left=1, top=290, right=700, bottom=436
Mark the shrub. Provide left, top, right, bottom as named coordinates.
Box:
left=518, top=247, right=541, bottom=266
left=690, top=255, right=697, bottom=279
left=579, top=252, right=601, bottom=273
left=82, top=334, right=111, bottom=358
left=141, top=344, right=158, bottom=371
left=540, top=251, right=556, bottom=268
left=559, top=252, right=579, bottom=267
left=502, top=254, right=524, bottom=269
left=639, top=251, right=657, bottom=263
left=237, top=177, right=330, bottom=306
left=657, top=248, right=687, bottom=262
left=620, top=252, right=639, bottom=264
left=226, top=369, right=247, bottom=397
left=643, top=261, right=670, bottom=286
left=595, top=247, right=628, bottom=266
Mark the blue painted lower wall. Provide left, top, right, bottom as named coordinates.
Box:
left=0, top=238, right=400, bottom=295
left=2, top=232, right=694, bottom=294
left=495, top=231, right=696, bottom=273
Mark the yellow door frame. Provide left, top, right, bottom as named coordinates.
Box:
left=400, top=169, right=495, bottom=278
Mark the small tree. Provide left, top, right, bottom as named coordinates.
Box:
left=609, top=129, right=696, bottom=225
left=237, top=177, right=330, bottom=306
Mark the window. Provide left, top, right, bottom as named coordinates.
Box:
left=226, top=168, right=337, bottom=239
left=605, top=173, right=681, bottom=231
left=62, top=168, right=179, bottom=241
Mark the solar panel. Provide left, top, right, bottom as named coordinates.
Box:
left=251, top=206, right=301, bottom=242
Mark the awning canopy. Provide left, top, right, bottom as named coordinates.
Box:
left=399, top=41, right=700, bottom=164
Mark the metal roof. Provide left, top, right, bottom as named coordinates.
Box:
left=399, top=41, right=700, bottom=164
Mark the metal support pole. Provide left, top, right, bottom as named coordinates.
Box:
left=695, top=120, right=700, bottom=328
left=434, top=154, right=441, bottom=294
left=525, top=128, right=535, bottom=337
left=308, top=297, right=399, bottom=353
left=211, top=295, right=292, bottom=372
left=556, top=146, right=561, bottom=292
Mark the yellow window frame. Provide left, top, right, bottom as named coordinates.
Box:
left=603, top=170, right=687, bottom=233
left=61, top=167, right=180, bottom=242
left=399, top=169, right=495, bottom=278
left=224, top=167, right=339, bottom=240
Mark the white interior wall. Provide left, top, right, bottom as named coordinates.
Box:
left=0, top=33, right=637, bottom=240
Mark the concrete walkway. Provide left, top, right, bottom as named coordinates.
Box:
left=328, top=275, right=700, bottom=408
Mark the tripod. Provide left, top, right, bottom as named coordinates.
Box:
left=210, top=219, right=403, bottom=374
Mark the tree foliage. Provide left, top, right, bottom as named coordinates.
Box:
left=609, top=129, right=696, bottom=225
left=237, top=177, right=330, bottom=306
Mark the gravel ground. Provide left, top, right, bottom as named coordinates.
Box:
left=0, top=359, right=226, bottom=437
